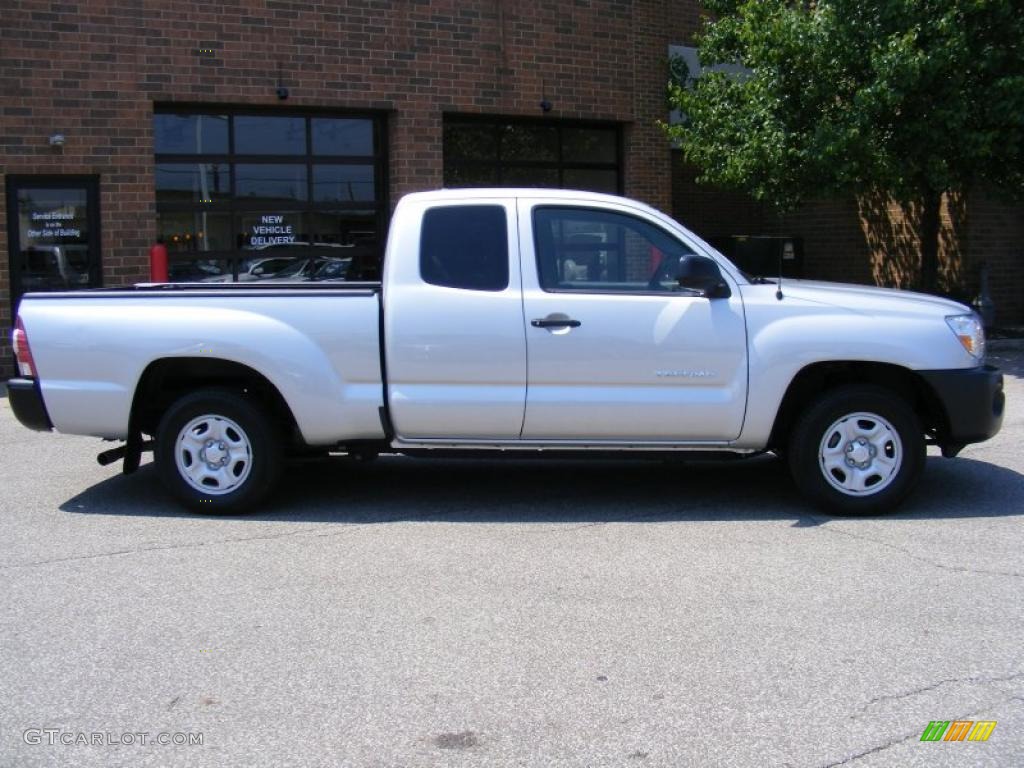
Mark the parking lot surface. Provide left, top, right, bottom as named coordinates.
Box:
left=2, top=344, right=1023, bottom=767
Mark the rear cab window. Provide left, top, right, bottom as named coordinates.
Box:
left=420, top=205, right=509, bottom=291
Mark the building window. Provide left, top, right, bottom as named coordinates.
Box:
left=443, top=117, right=622, bottom=195
left=153, top=109, right=387, bottom=282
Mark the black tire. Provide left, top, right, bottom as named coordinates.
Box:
left=155, top=388, right=282, bottom=514
left=788, top=385, right=925, bottom=515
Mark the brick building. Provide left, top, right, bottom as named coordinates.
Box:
left=1, top=0, right=1021, bottom=378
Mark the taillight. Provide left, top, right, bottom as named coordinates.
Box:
left=13, top=316, right=37, bottom=378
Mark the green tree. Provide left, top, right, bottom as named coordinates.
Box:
left=665, top=0, right=1024, bottom=292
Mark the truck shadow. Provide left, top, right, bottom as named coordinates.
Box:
left=60, top=453, right=1024, bottom=525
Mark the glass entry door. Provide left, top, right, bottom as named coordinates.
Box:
left=6, top=176, right=102, bottom=311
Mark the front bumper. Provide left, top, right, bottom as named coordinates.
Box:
left=6, top=377, right=53, bottom=432
left=919, top=365, right=1004, bottom=451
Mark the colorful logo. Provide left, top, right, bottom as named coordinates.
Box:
left=920, top=721, right=997, bottom=742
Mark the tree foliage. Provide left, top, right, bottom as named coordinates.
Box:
left=666, top=0, right=1024, bottom=217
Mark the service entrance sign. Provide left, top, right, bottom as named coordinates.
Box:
left=5, top=175, right=102, bottom=312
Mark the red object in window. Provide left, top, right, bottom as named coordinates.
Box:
left=649, top=245, right=664, bottom=277
left=149, top=242, right=169, bottom=282
left=13, top=316, right=36, bottom=377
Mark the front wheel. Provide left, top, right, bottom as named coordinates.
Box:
left=155, top=389, right=282, bottom=513
left=788, top=385, right=925, bottom=515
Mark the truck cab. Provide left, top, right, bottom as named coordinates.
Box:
left=384, top=191, right=748, bottom=444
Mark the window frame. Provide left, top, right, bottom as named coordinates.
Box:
left=531, top=205, right=703, bottom=297
left=153, top=105, right=389, bottom=280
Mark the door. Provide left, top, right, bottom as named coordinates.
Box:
left=384, top=197, right=527, bottom=439
left=6, top=176, right=102, bottom=312
left=519, top=202, right=748, bottom=442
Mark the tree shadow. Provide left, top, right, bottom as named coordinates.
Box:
left=858, top=189, right=971, bottom=299
left=60, top=453, right=1024, bottom=526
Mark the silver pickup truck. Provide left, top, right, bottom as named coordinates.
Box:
left=9, top=189, right=1005, bottom=514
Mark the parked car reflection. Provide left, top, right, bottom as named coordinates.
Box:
left=199, top=242, right=354, bottom=283
left=18, top=245, right=91, bottom=292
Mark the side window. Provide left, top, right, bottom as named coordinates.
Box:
left=533, top=207, right=696, bottom=293
left=420, top=205, right=509, bottom=291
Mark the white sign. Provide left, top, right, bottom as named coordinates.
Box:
left=27, top=210, right=81, bottom=239
left=250, top=214, right=295, bottom=247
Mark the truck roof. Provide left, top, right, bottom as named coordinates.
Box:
left=400, top=187, right=662, bottom=216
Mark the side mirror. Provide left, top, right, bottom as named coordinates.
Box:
left=677, top=254, right=731, bottom=299
left=253, top=267, right=264, bottom=275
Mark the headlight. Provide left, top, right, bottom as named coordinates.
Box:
left=945, top=313, right=986, bottom=359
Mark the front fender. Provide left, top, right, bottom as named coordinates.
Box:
left=735, top=288, right=977, bottom=448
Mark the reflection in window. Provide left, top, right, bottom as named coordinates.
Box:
left=157, top=211, right=233, bottom=252
left=166, top=258, right=230, bottom=283
left=236, top=255, right=298, bottom=281
left=155, top=163, right=230, bottom=204
left=19, top=246, right=90, bottom=289
left=533, top=207, right=694, bottom=293
left=312, top=165, right=375, bottom=202
left=563, top=168, right=619, bottom=194
left=563, top=128, right=618, bottom=163
left=443, top=165, right=499, bottom=188
left=443, top=122, right=497, bottom=161
left=235, top=164, right=308, bottom=203
left=154, top=114, right=229, bottom=154
left=444, top=118, right=621, bottom=194
left=309, top=209, right=376, bottom=246
left=503, top=167, right=559, bottom=188
left=234, top=116, right=306, bottom=154
left=312, top=118, right=374, bottom=155
left=500, top=123, right=557, bottom=161
left=154, top=110, right=386, bottom=281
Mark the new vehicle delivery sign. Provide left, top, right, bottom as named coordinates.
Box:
left=249, top=214, right=296, bottom=247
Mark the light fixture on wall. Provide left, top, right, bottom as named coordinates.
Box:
left=48, top=133, right=66, bottom=147
left=539, top=80, right=552, bottom=113
left=276, top=62, right=289, bottom=100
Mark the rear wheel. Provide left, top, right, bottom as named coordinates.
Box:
left=156, top=389, right=281, bottom=513
left=788, top=385, right=925, bottom=515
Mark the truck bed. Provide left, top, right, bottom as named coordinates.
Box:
left=17, top=282, right=387, bottom=444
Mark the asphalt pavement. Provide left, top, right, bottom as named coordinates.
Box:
left=1, top=345, right=1022, bottom=767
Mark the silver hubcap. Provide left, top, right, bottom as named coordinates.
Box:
left=175, top=414, right=253, bottom=495
left=819, top=411, right=902, bottom=496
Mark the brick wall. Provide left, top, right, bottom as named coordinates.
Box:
left=0, top=0, right=690, bottom=378
left=672, top=155, right=876, bottom=284
left=777, top=198, right=879, bottom=287
left=966, top=189, right=1024, bottom=326
left=672, top=151, right=1024, bottom=323
left=671, top=154, right=767, bottom=238
left=778, top=190, right=1022, bottom=320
